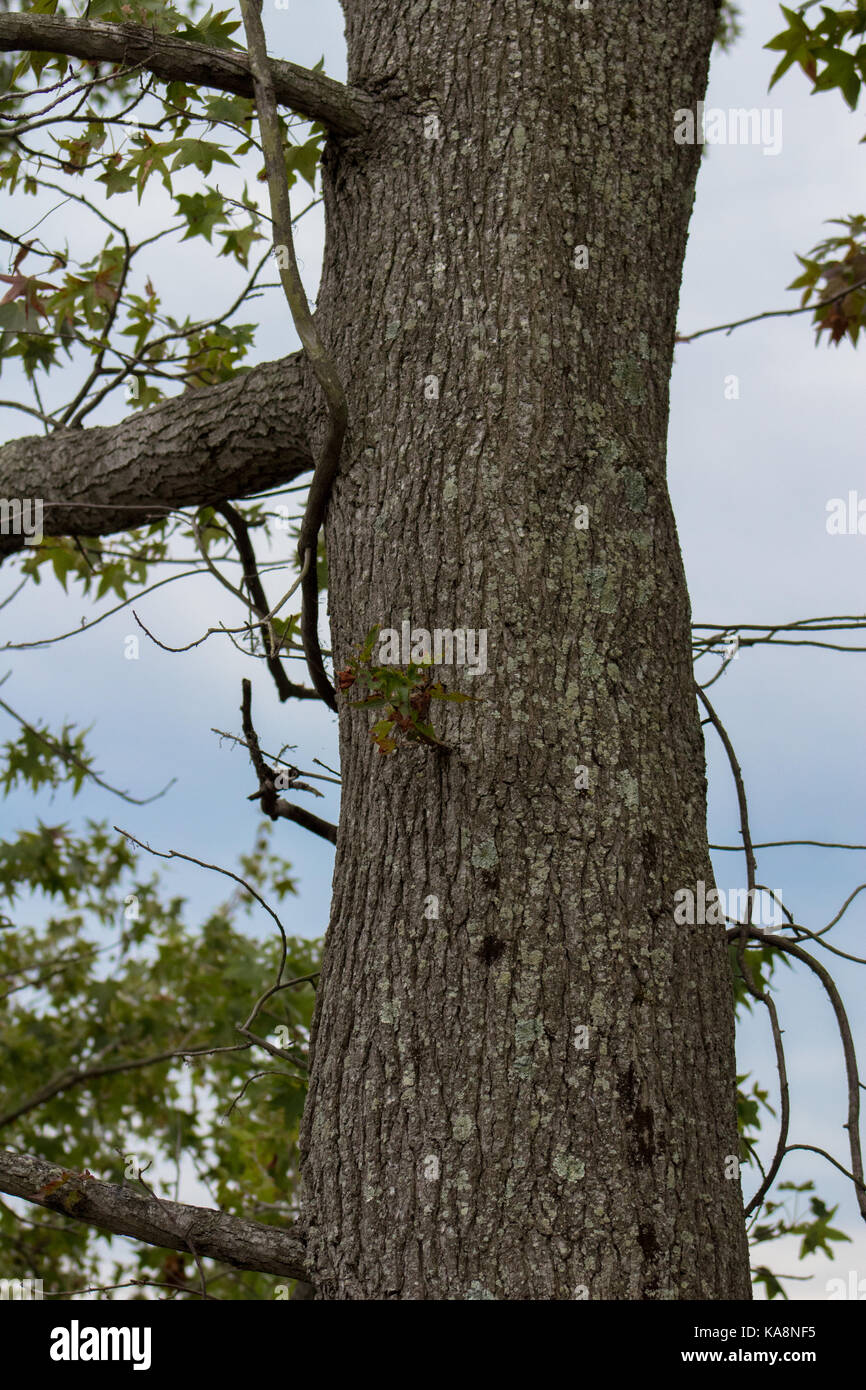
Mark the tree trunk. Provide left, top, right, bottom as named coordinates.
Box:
left=299, top=0, right=752, bottom=1299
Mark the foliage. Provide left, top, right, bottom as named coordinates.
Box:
left=337, top=624, right=479, bottom=754
left=767, top=3, right=866, bottom=342
left=716, top=1, right=744, bottom=52
left=766, top=0, right=866, bottom=110
left=0, top=0, right=861, bottom=1301
left=788, top=214, right=866, bottom=345
left=0, top=0, right=325, bottom=421
left=0, top=710, right=319, bottom=1297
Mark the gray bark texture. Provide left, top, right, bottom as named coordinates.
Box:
left=0, top=0, right=753, bottom=1301
left=298, top=0, right=752, bottom=1299
left=0, top=356, right=312, bottom=561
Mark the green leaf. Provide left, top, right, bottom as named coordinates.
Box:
left=175, top=189, right=226, bottom=242
left=168, top=138, right=235, bottom=176
left=284, top=134, right=323, bottom=191
left=175, top=7, right=242, bottom=50
left=752, top=1266, right=789, bottom=1300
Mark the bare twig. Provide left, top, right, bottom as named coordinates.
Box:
left=677, top=277, right=866, bottom=343
left=239, top=0, right=346, bottom=711
left=0, top=687, right=176, bottom=805
left=240, top=678, right=337, bottom=844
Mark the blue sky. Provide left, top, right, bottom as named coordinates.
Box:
left=1, top=0, right=865, bottom=1298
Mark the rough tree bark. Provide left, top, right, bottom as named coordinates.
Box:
left=299, top=0, right=752, bottom=1298
left=0, top=0, right=753, bottom=1300
left=0, top=355, right=312, bottom=561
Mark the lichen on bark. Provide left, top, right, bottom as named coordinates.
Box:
left=299, top=0, right=752, bottom=1300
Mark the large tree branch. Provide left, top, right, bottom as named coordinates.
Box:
left=0, top=355, right=313, bottom=564
left=0, top=1150, right=308, bottom=1281
left=0, top=14, right=373, bottom=136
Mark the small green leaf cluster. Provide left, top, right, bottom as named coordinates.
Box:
left=338, top=625, right=478, bottom=755
left=767, top=2, right=866, bottom=111
left=789, top=214, right=866, bottom=345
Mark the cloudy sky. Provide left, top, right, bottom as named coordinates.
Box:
left=2, top=0, right=865, bottom=1299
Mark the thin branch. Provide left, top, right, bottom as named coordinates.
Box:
left=0, top=60, right=147, bottom=137
left=240, top=677, right=337, bottom=844
left=236, top=1026, right=308, bottom=1071
left=214, top=500, right=313, bottom=701
left=5, top=568, right=203, bottom=651
left=818, top=883, right=866, bottom=935
left=223, top=1068, right=289, bottom=1119
left=0, top=1040, right=251, bottom=1130
left=0, top=687, right=175, bottom=804
left=696, top=683, right=757, bottom=903
left=677, top=277, right=866, bottom=343
left=732, top=926, right=866, bottom=1222
left=783, top=1144, right=866, bottom=1194
left=743, top=991, right=790, bottom=1218
left=711, top=840, right=866, bottom=852
left=0, top=398, right=57, bottom=426
left=114, top=825, right=290, bottom=990
left=45, top=1277, right=219, bottom=1300
left=768, top=920, right=866, bottom=967
left=211, top=725, right=327, bottom=793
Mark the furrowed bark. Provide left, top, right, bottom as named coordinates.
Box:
left=0, top=355, right=313, bottom=563
left=0, top=14, right=373, bottom=135
left=299, top=0, right=753, bottom=1299
left=0, top=1150, right=308, bottom=1281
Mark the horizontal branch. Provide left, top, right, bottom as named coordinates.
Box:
left=0, top=14, right=372, bottom=136
left=677, top=276, right=866, bottom=344
left=0, top=1039, right=250, bottom=1131
left=0, top=1150, right=308, bottom=1281
left=272, top=797, right=337, bottom=844
left=0, top=355, right=313, bottom=564
left=711, top=839, right=866, bottom=852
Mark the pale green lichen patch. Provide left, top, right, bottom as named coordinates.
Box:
left=612, top=356, right=646, bottom=406
left=553, top=1152, right=586, bottom=1182
left=621, top=467, right=647, bottom=513
left=471, top=840, right=498, bottom=870
left=378, top=995, right=400, bottom=1025
left=617, top=770, right=639, bottom=809
left=514, top=1017, right=543, bottom=1048
left=452, top=1114, right=474, bottom=1141
left=588, top=564, right=619, bottom=615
